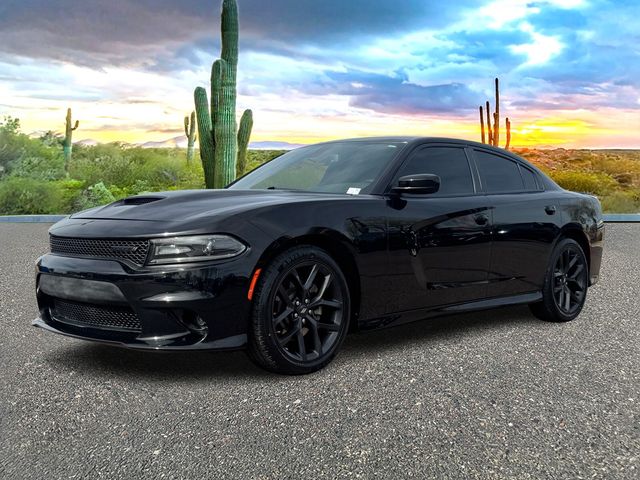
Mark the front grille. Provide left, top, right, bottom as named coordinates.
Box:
left=50, top=235, right=149, bottom=266
left=50, top=298, right=142, bottom=333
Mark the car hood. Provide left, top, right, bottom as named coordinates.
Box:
left=70, top=189, right=343, bottom=223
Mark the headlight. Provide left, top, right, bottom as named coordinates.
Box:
left=147, top=235, right=247, bottom=265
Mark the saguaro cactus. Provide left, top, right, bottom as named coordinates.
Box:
left=63, top=108, right=79, bottom=164
left=194, top=0, right=253, bottom=189
left=478, top=78, right=512, bottom=149
left=479, top=106, right=485, bottom=144
left=184, top=112, right=197, bottom=164
left=236, top=109, right=253, bottom=177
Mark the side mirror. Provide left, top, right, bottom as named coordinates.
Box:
left=392, top=174, right=440, bottom=195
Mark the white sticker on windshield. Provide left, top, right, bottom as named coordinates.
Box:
left=346, top=187, right=361, bottom=195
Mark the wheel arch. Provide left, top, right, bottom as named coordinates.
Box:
left=558, top=224, right=591, bottom=272
left=254, top=231, right=362, bottom=329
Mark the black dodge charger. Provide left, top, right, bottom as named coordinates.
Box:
left=34, top=137, right=605, bottom=374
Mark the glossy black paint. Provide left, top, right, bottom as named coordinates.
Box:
left=33, top=137, right=604, bottom=350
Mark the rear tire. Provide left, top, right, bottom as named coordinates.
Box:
left=529, top=238, right=589, bottom=322
left=247, top=246, right=351, bottom=374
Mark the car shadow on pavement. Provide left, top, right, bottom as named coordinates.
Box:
left=44, top=305, right=541, bottom=380
left=342, top=304, right=541, bottom=354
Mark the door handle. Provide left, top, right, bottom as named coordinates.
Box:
left=474, top=213, right=489, bottom=226
left=545, top=205, right=557, bottom=215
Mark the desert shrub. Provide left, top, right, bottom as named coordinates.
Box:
left=74, top=182, right=116, bottom=211
left=55, top=179, right=85, bottom=213
left=0, top=177, right=63, bottom=214
left=10, top=152, right=66, bottom=181
left=588, top=155, right=640, bottom=187
left=600, top=190, right=640, bottom=213
left=244, top=150, right=285, bottom=174
left=549, top=170, right=618, bottom=195
left=0, top=117, right=66, bottom=179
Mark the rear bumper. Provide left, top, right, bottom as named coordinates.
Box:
left=34, top=253, right=253, bottom=350
left=588, top=221, right=605, bottom=286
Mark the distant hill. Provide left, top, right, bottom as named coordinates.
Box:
left=76, top=138, right=99, bottom=146
left=139, top=136, right=187, bottom=149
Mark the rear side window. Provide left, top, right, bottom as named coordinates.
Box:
left=474, top=150, right=524, bottom=193
left=520, top=165, right=539, bottom=191
left=395, top=146, right=474, bottom=196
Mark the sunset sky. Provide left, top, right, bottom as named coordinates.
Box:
left=0, top=0, right=638, bottom=148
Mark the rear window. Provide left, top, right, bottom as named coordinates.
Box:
left=520, top=166, right=539, bottom=191
left=474, top=150, right=524, bottom=193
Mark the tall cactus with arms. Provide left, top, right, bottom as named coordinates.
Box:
left=184, top=111, right=197, bottom=164
left=194, top=0, right=253, bottom=188
left=63, top=108, right=79, bottom=165
left=478, top=78, right=513, bottom=150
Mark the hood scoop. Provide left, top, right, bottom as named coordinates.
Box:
left=118, top=196, right=165, bottom=206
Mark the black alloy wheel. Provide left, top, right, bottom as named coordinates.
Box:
left=552, top=244, right=587, bottom=315
left=248, top=246, right=350, bottom=374
left=530, top=238, right=589, bottom=322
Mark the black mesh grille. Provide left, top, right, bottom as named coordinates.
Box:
left=50, top=299, right=142, bottom=333
left=50, top=235, right=149, bottom=266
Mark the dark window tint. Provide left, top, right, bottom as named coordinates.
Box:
left=396, top=147, right=474, bottom=196
left=474, top=150, right=524, bottom=193
left=520, top=166, right=538, bottom=191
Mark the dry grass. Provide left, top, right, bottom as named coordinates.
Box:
left=514, top=148, right=640, bottom=213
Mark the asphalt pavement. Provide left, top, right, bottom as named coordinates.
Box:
left=0, top=223, right=638, bottom=479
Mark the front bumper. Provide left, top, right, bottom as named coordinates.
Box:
left=34, top=253, right=253, bottom=350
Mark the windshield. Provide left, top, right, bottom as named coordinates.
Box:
left=229, top=141, right=407, bottom=194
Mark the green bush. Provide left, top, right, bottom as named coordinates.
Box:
left=549, top=170, right=618, bottom=196
left=74, top=182, right=116, bottom=211
left=0, top=177, right=64, bottom=214
left=600, top=190, right=640, bottom=214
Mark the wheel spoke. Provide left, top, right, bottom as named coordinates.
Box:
left=310, top=274, right=332, bottom=303
left=303, top=264, right=319, bottom=292
left=278, top=284, right=293, bottom=305
left=317, top=322, right=340, bottom=332
left=307, top=318, right=322, bottom=355
left=272, top=306, right=293, bottom=327
left=313, top=299, right=343, bottom=309
left=291, top=269, right=305, bottom=292
left=569, top=263, right=584, bottom=280
left=563, top=287, right=571, bottom=311
left=568, top=277, right=585, bottom=290
left=296, top=329, right=307, bottom=361
left=278, top=322, right=301, bottom=346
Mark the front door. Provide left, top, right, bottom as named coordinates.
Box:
left=385, top=145, right=493, bottom=313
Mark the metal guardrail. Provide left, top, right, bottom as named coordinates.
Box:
left=602, top=214, right=640, bottom=222
left=0, top=215, right=67, bottom=223
left=1, top=214, right=640, bottom=223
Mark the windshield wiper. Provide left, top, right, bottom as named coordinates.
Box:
left=265, top=186, right=304, bottom=191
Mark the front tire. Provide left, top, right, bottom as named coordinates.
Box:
left=529, top=238, right=589, bottom=322
left=247, top=246, right=351, bottom=374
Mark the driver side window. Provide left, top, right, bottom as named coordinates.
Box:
left=395, top=146, right=474, bottom=196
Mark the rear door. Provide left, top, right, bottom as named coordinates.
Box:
left=385, top=144, right=493, bottom=313
left=470, top=148, right=562, bottom=297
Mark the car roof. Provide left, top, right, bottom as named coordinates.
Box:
left=318, top=136, right=511, bottom=152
